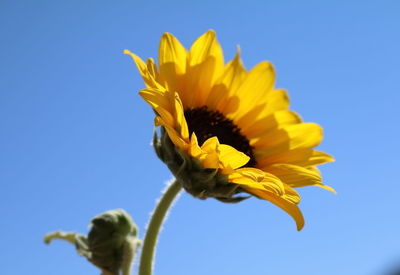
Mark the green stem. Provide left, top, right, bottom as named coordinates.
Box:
left=139, top=180, right=182, bottom=275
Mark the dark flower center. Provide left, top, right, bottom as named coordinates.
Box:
left=184, top=106, right=256, bottom=167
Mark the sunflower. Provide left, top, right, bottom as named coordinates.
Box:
left=125, top=30, right=334, bottom=231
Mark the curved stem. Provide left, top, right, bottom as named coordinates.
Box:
left=139, top=180, right=182, bottom=275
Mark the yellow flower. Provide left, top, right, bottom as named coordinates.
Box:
left=125, top=30, right=334, bottom=231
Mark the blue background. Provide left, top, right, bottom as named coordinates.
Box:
left=1, top=1, right=400, bottom=274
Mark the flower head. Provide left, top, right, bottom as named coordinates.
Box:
left=125, top=30, right=334, bottom=230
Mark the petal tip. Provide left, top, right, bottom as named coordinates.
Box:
left=297, top=222, right=304, bottom=231
left=161, top=32, right=179, bottom=41
left=206, top=29, right=216, bottom=36
left=317, top=183, right=336, bottom=194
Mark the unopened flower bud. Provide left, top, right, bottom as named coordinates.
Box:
left=45, top=209, right=141, bottom=275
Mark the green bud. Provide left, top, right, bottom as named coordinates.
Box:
left=153, top=127, right=249, bottom=203
left=44, top=209, right=141, bottom=275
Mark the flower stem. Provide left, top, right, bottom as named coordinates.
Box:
left=139, top=179, right=182, bottom=275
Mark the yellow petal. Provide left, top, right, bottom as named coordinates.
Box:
left=232, top=89, right=290, bottom=132
left=186, top=30, right=224, bottom=107
left=158, top=33, right=187, bottom=98
left=155, top=116, right=188, bottom=150
left=188, top=132, right=203, bottom=158
left=139, top=88, right=171, bottom=112
left=260, top=89, right=290, bottom=116
left=282, top=185, right=301, bottom=204
left=229, top=167, right=266, bottom=182
left=229, top=168, right=285, bottom=196
left=172, top=92, right=189, bottom=140
left=189, top=30, right=224, bottom=68
left=264, top=163, right=321, bottom=186
left=241, top=110, right=302, bottom=139
left=218, top=144, right=250, bottom=171
left=226, top=61, right=275, bottom=119
left=146, top=58, right=158, bottom=78
left=185, top=57, right=220, bottom=107
left=199, top=136, right=220, bottom=168
left=189, top=135, right=225, bottom=169
left=258, top=148, right=335, bottom=168
left=124, top=50, right=159, bottom=89
left=139, top=88, right=175, bottom=126
left=200, top=136, right=219, bottom=152
left=235, top=90, right=288, bottom=132
left=253, top=123, right=323, bottom=156
left=206, top=48, right=247, bottom=111
left=262, top=164, right=334, bottom=192
left=308, top=167, right=336, bottom=193
left=314, top=183, right=336, bottom=193
left=244, top=187, right=304, bottom=231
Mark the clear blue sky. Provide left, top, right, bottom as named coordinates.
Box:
left=1, top=1, right=400, bottom=274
